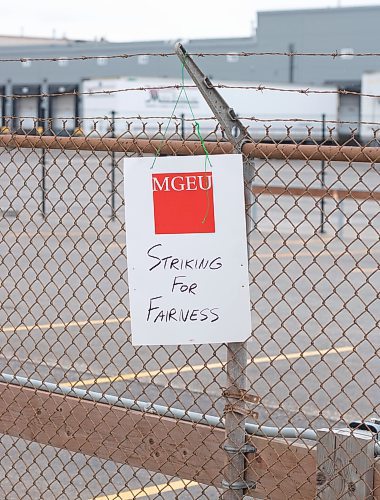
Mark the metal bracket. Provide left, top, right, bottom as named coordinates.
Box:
left=223, top=389, right=260, bottom=418
left=224, top=443, right=256, bottom=455
left=222, top=443, right=256, bottom=490
left=222, top=442, right=257, bottom=491
left=221, top=479, right=256, bottom=491
left=224, top=404, right=258, bottom=420
left=223, top=388, right=260, bottom=405
left=349, top=420, right=380, bottom=435
left=174, top=42, right=252, bottom=152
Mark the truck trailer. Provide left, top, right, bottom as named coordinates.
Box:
left=81, top=76, right=339, bottom=142
left=360, top=71, right=380, bottom=143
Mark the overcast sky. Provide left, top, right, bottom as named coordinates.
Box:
left=3, top=0, right=380, bottom=42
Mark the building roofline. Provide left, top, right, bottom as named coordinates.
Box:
left=0, top=36, right=257, bottom=54
left=0, top=34, right=68, bottom=41
left=258, top=5, right=380, bottom=16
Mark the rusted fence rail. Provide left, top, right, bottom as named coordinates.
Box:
left=1, top=133, right=380, bottom=162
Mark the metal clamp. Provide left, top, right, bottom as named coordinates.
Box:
left=223, top=388, right=260, bottom=404
left=223, top=389, right=260, bottom=419
left=224, top=403, right=258, bottom=419
left=175, top=42, right=251, bottom=149
left=223, top=443, right=256, bottom=455
left=221, top=479, right=256, bottom=491
left=222, top=444, right=257, bottom=491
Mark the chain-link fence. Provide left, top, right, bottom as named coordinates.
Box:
left=1, top=48, right=380, bottom=499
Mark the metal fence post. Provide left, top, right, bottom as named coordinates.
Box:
left=40, top=79, right=48, bottom=218
left=332, top=189, right=345, bottom=239
left=175, top=43, right=256, bottom=499
left=223, top=158, right=256, bottom=499
left=180, top=112, right=185, bottom=140
left=5, top=79, right=13, bottom=132
left=289, top=43, right=295, bottom=83
left=110, top=110, right=116, bottom=220
left=320, top=113, right=326, bottom=233
left=337, top=199, right=345, bottom=239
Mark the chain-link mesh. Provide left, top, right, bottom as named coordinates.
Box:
left=0, top=110, right=379, bottom=499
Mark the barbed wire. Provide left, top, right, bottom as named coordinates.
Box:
left=216, top=84, right=365, bottom=97
left=3, top=83, right=380, bottom=100
left=2, top=85, right=188, bottom=99
left=3, top=115, right=380, bottom=127
left=2, top=50, right=380, bottom=64
left=195, top=51, right=380, bottom=58
left=1, top=53, right=175, bottom=63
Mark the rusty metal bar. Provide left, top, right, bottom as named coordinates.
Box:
left=252, top=185, right=380, bottom=201
left=3, top=132, right=376, bottom=200
left=248, top=142, right=380, bottom=163
left=1, top=134, right=380, bottom=163
left=0, top=134, right=233, bottom=155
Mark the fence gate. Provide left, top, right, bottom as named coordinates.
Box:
left=0, top=47, right=380, bottom=500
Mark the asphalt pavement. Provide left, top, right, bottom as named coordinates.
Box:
left=0, top=149, right=379, bottom=498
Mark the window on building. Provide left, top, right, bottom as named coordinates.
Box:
left=57, top=58, right=69, bottom=67
left=97, top=57, right=108, bottom=66
left=138, top=54, right=149, bottom=65
left=339, top=48, right=355, bottom=60
left=226, top=53, right=239, bottom=63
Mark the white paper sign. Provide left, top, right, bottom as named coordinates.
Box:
left=124, top=154, right=251, bottom=345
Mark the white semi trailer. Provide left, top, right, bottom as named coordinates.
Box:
left=360, top=71, right=380, bottom=142
left=81, top=77, right=338, bottom=141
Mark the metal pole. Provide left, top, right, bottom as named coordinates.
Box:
left=110, top=110, right=116, bottom=220
left=4, top=135, right=380, bottom=163
left=180, top=112, right=185, bottom=140
left=175, top=43, right=255, bottom=499
left=41, top=80, right=48, bottom=218
left=41, top=142, right=46, bottom=217
left=320, top=113, right=326, bottom=233
left=289, top=43, right=295, bottom=84
left=5, top=80, right=13, bottom=132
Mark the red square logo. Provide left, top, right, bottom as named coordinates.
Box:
left=152, top=172, right=215, bottom=234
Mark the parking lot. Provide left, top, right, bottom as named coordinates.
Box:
left=0, top=147, right=379, bottom=498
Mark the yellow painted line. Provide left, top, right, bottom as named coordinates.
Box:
left=60, top=361, right=223, bottom=388
left=1, top=316, right=130, bottom=334
left=6, top=230, right=119, bottom=242
left=93, top=479, right=198, bottom=500
left=7, top=230, right=84, bottom=238
left=352, top=267, right=378, bottom=274
left=64, top=345, right=353, bottom=389
left=6, top=229, right=380, bottom=259
left=255, top=247, right=380, bottom=260
left=111, top=241, right=380, bottom=260
left=113, top=237, right=323, bottom=251
left=263, top=345, right=353, bottom=363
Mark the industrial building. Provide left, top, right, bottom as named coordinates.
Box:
left=0, top=5, right=379, bottom=136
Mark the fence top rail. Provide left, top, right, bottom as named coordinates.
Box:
left=2, top=134, right=380, bottom=164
